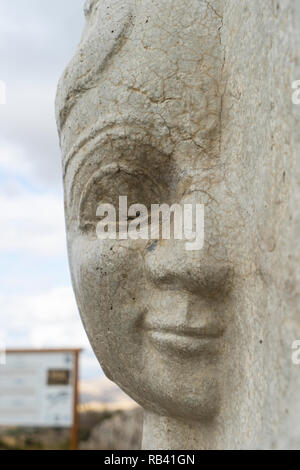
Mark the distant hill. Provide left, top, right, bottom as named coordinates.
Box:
left=79, top=376, right=137, bottom=410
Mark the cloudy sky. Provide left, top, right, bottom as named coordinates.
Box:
left=0, top=0, right=103, bottom=379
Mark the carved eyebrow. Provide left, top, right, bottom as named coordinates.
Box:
left=73, top=161, right=165, bottom=220
left=78, top=163, right=125, bottom=208
left=56, top=2, right=134, bottom=131
left=66, top=126, right=173, bottom=213
left=78, top=163, right=151, bottom=205
left=67, top=134, right=147, bottom=209
left=63, top=121, right=121, bottom=179
left=62, top=115, right=172, bottom=179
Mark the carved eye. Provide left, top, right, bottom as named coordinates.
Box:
left=72, top=140, right=179, bottom=237
left=78, top=167, right=167, bottom=236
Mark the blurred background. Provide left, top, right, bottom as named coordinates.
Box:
left=0, top=0, right=142, bottom=450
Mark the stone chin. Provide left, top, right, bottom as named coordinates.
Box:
left=73, top=287, right=225, bottom=423
left=93, top=337, right=222, bottom=423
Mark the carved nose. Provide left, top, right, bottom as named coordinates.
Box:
left=144, top=239, right=233, bottom=298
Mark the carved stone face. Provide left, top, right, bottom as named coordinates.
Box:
left=57, top=0, right=299, bottom=436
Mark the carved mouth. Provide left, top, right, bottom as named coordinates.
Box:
left=144, top=324, right=224, bottom=357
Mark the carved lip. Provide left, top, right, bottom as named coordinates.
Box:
left=144, top=324, right=224, bottom=356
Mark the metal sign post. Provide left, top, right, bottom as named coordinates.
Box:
left=71, top=349, right=80, bottom=451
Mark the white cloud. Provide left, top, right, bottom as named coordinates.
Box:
left=0, top=0, right=103, bottom=382
left=0, top=141, right=32, bottom=179
left=0, top=85, right=63, bottom=188
left=0, top=0, right=85, bottom=190
left=0, top=286, right=101, bottom=379
left=0, top=180, right=66, bottom=257
left=0, top=287, right=78, bottom=331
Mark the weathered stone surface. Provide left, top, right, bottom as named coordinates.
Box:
left=56, top=0, right=300, bottom=449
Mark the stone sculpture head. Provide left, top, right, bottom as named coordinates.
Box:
left=56, top=0, right=300, bottom=449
